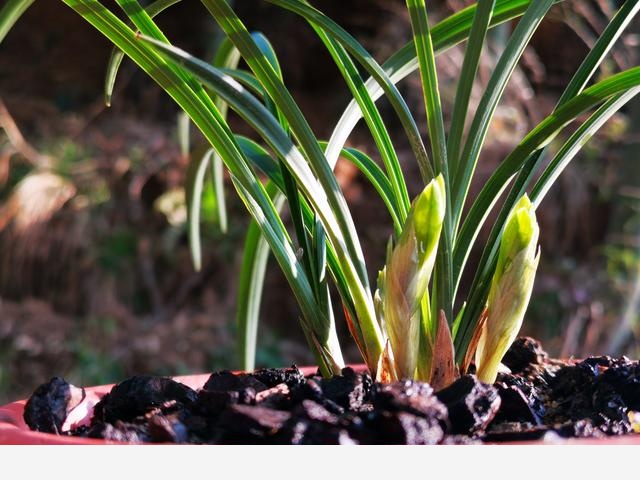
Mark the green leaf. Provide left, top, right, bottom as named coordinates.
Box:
left=140, top=26, right=384, bottom=373
left=333, top=145, right=402, bottom=233
left=265, top=0, right=433, bottom=183
left=454, top=69, right=640, bottom=362
left=186, top=22, right=243, bottom=269
left=456, top=70, right=640, bottom=284
left=211, top=145, right=228, bottom=233
left=451, top=0, right=554, bottom=230
left=235, top=138, right=401, bottom=371
left=0, top=0, right=35, bottom=44
left=61, top=0, right=344, bottom=376
left=405, top=0, right=454, bottom=326
left=532, top=89, right=640, bottom=207
left=447, top=0, right=496, bottom=178
left=326, top=0, right=565, bottom=178
left=104, top=0, right=183, bottom=106
left=236, top=182, right=284, bottom=371
left=185, top=148, right=214, bottom=272
left=309, top=20, right=410, bottom=225
left=453, top=0, right=640, bottom=363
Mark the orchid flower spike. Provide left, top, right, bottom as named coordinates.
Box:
left=475, top=194, right=540, bottom=384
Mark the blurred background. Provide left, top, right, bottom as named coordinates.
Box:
left=0, top=0, right=638, bottom=403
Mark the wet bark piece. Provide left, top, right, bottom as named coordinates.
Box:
left=364, top=411, right=445, bottom=445
left=290, top=378, right=345, bottom=415
left=501, top=337, right=548, bottom=374
left=254, top=383, right=290, bottom=409
left=591, top=383, right=628, bottom=423
left=193, top=370, right=271, bottom=415
left=251, top=366, right=304, bottom=389
left=86, top=421, right=148, bottom=443
left=436, top=375, right=501, bottom=435
left=546, top=360, right=604, bottom=425
left=23, top=377, right=85, bottom=434
left=554, top=419, right=606, bottom=439
left=372, top=381, right=448, bottom=423
left=492, top=383, right=542, bottom=425
left=542, top=357, right=636, bottom=435
left=93, top=376, right=197, bottom=424
left=483, top=423, right=550, bottom=443
left=597, top=360, right=640, bottom=410
left=496, top=373, right=546, bottom=421
left=319, top=367, right=371, bottom=411
left=276, top=419, right=358, bottom=445
left=217, top=404, right=290, bottom=443
left=194, top=388, right=256, bottom=416
left=203, top=370, right=268, bottom=393
left=146, top=413, right=189, bottom=443
left=548, top=363, right=597, bottom=398
left=275, top=399, right=358, bottom=445
left=297, top=399, right=340, bottom=425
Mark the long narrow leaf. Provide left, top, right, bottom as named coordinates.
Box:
left=326, top=0, right=564, bottom=173
left=0, top=0, right=35, bottom=44
left=197, top=4, right=382, bottom=368
left=265, top=0, right=433, bottom=182
left=453, top=69, right=640, bottom=360
left=453, top=0, right=640, bottom=359
left=141, top=32, right=385, bottom=370
left=309, top=21, right=410, bottom=226
left=447, top=0, right=495, bottom=177
left=236, top=182, right=284, bottom=371
left=239, top=135, right=399, bottom=229
left=335, top=146, right=402, bottom=232
left=451, top=0, right=554, bottom=230
left=454, top=0, right=640, bottom=295
left=104, top=0, right=183, bottom=106
left=227, top=31, right=333, bottom=371
left=61, top=0, right=343, bottom=375
left=236, top=137, right=398, bottom=370
left=456, top=68, right=640, bottom=275
left=239, top=29, right=344, bottom=367
left=186, top=148, right=214, bottom=271
left=199, top=0, right=373, bottom=294
left=406, top=0, right=454, bottom=323
left=532, top=90, right=640, bottom=207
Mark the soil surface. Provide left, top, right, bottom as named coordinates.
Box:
left=22, top=337, right=640, bottom=444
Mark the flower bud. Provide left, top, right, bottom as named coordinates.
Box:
left=476, top=195, right=540, bottom=384
left=377, top=175, right=445, bottom=379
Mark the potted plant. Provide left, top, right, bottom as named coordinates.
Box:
left=1, top=0, right=640, bottom=444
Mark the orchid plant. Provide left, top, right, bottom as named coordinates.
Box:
left=2, top=0, right=638, bottom=386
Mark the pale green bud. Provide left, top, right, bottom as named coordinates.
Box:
left=377, top=175, right=445, bottom=379
left=476, top=194, right=540, bottom=384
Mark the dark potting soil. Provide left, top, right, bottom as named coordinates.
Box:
left=22, top=337, right=640, bottom=444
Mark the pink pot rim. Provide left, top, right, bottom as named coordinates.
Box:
left=2, top=368, right=640, bottom=445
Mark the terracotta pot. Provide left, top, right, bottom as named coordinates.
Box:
left=2, top=367, right=640, bottom=445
